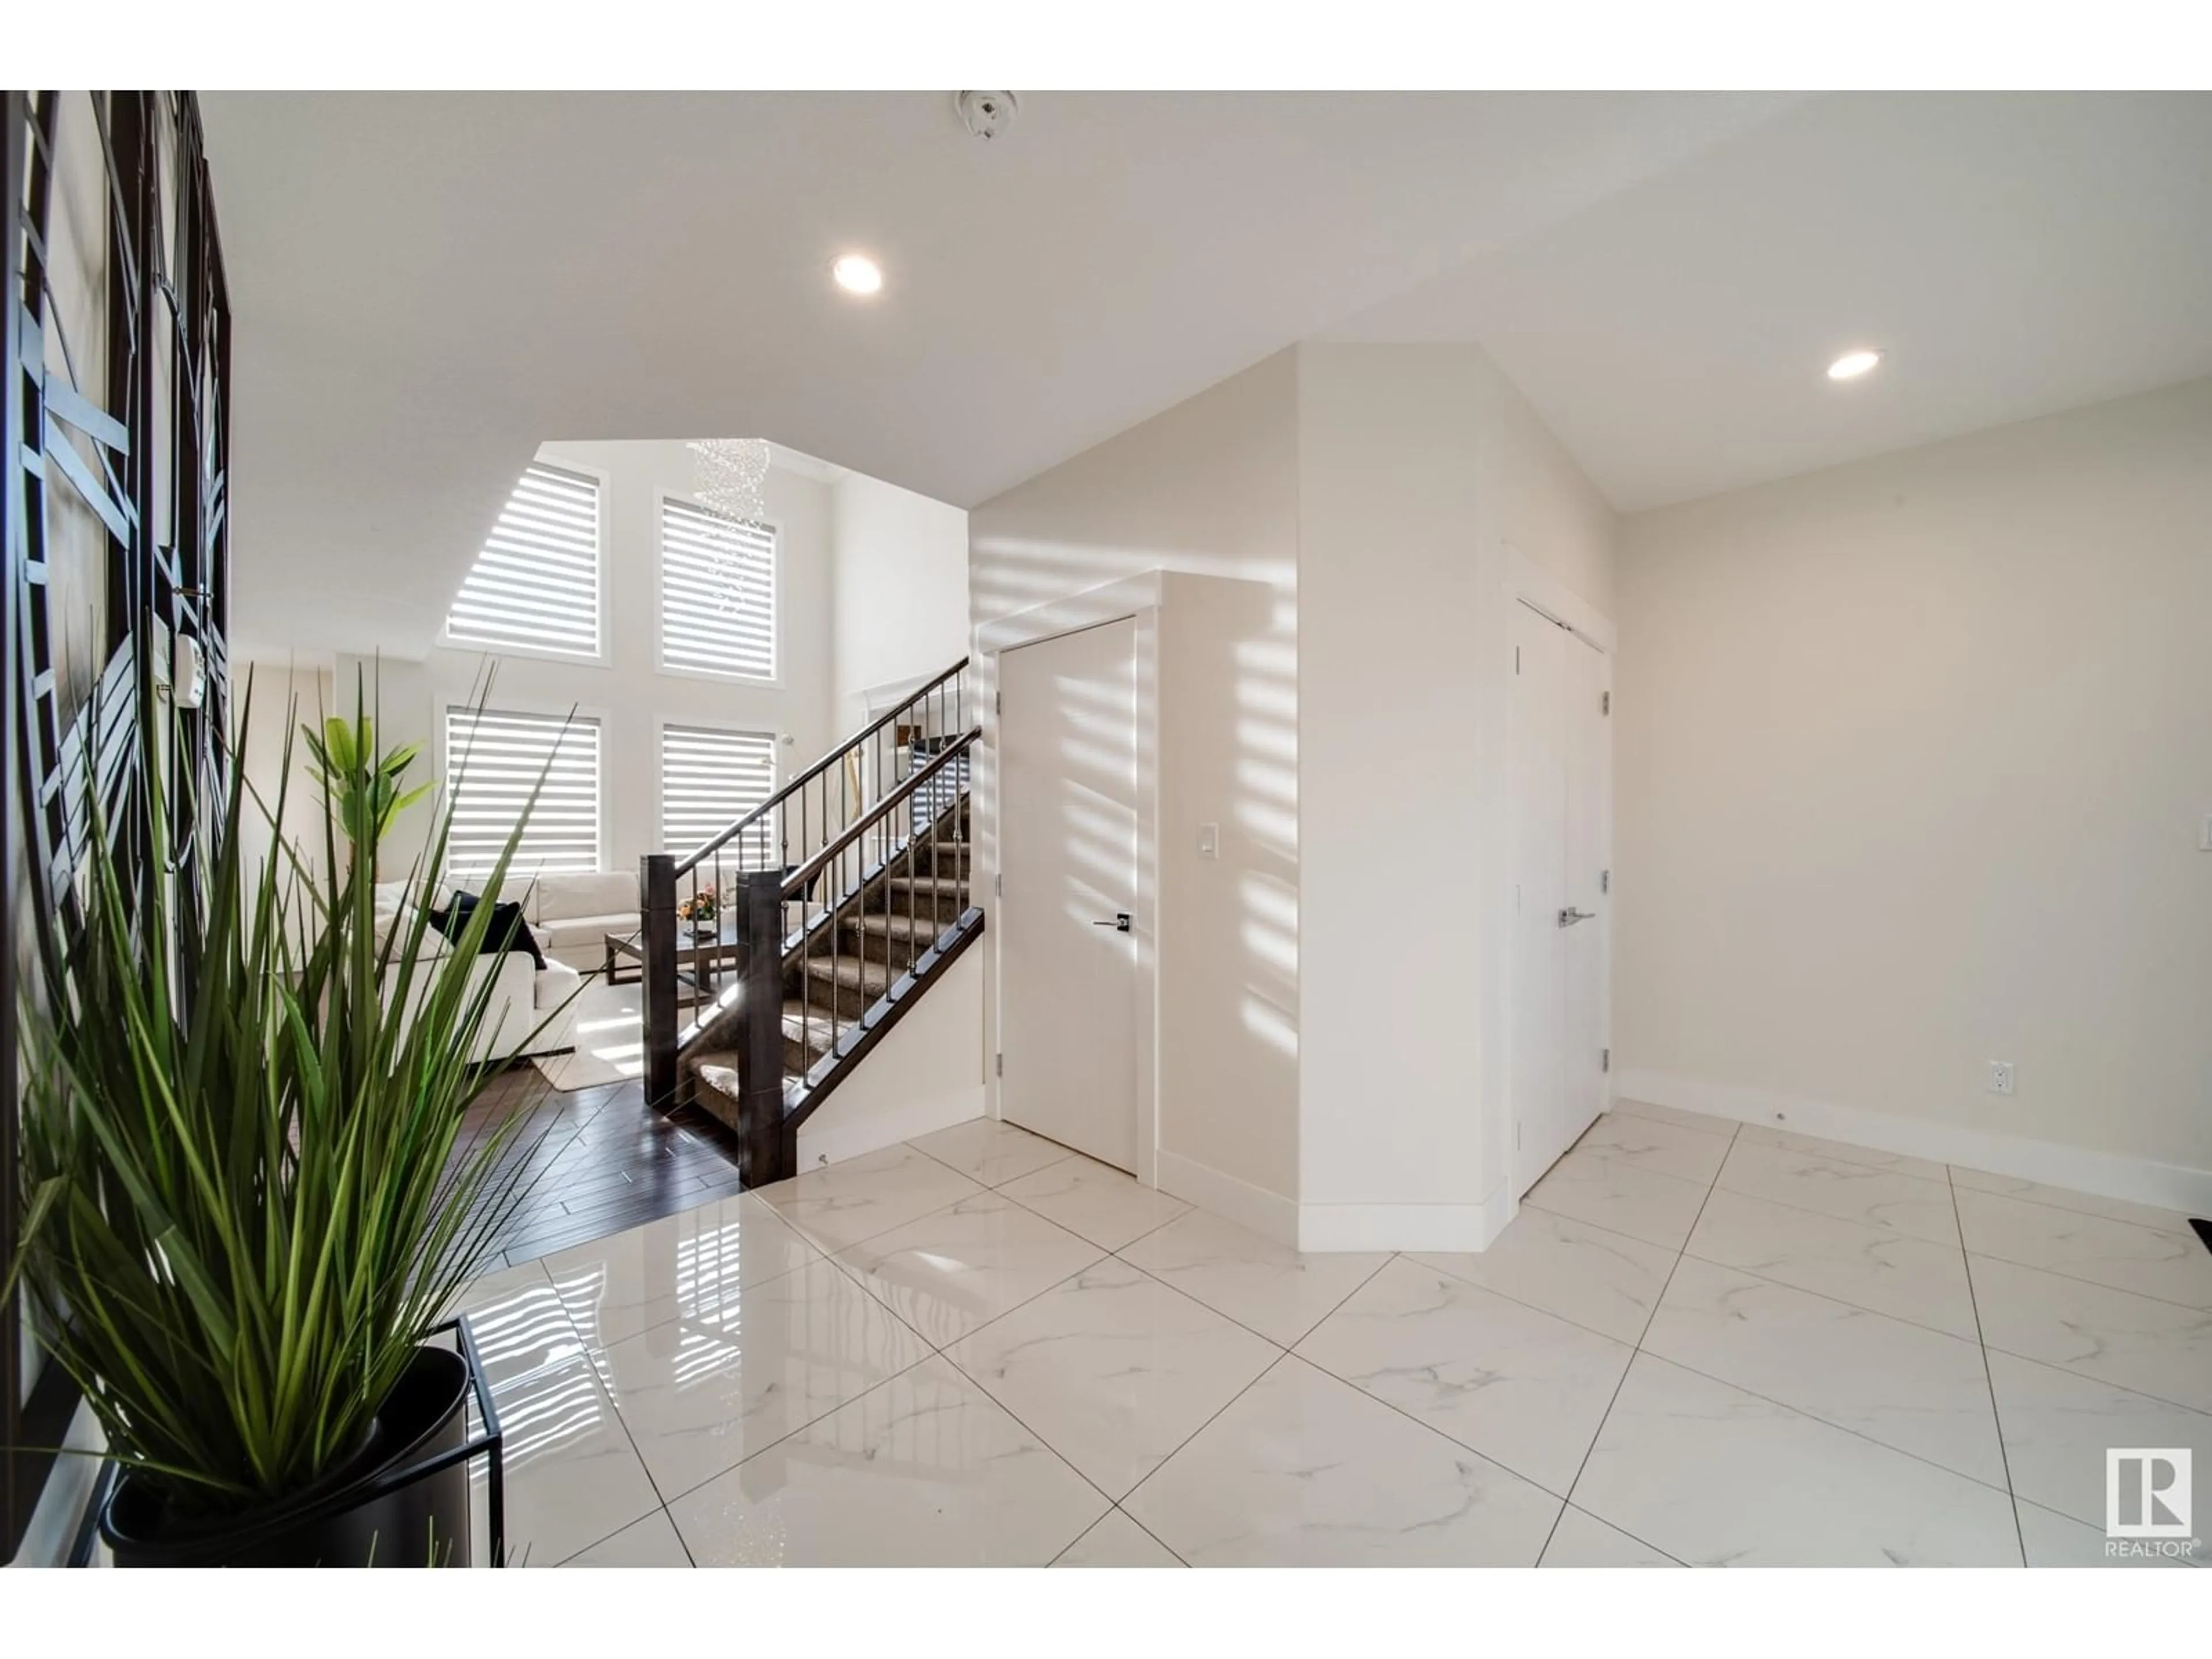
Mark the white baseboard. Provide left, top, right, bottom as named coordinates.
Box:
left=1297, top=1194, right=1509, bottom=1254
left=1616, top=1068, right=2212, bottom=1218
left=794, top=1084, right=984, bottom=1172
left=1156, top=1149, right=1300, bottom=1246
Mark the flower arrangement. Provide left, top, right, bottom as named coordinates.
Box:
left=678, top=884, right=721, bottom=929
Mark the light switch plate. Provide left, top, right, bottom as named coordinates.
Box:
left=2201, top=814, right=2212, bottom=851
left=1198, top=823, right=1220, bottom=860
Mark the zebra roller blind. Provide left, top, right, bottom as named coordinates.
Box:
left=445, top=463, right=603, bottom=657
left=443, top=707, right=603, bottom=874
left=661, top=498, right=776, bottom=680
left=661, top=723, right=778, bottom=865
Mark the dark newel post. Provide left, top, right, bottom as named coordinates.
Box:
left=640, top=853, right=678, bottom=1111
left=739, top=869, right=787, bottom=1185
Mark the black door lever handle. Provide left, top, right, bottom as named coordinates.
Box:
left=1093, top=913, right=1132, bottom=933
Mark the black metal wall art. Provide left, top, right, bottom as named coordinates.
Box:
left=2, top=89, right=232, bottom=1563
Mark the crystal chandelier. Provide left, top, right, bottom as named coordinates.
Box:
left=688, top=437, right=771, bottom=530
left=687, top=438, right=772, bottom=618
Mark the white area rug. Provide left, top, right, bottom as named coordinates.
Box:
left=532, top=976, right=644, bottom=1091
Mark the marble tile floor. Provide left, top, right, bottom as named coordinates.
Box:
left=453, top=1105, right=2212, bottom=1569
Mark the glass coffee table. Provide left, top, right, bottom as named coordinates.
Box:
left=603, top=919, right=744, bottom=1005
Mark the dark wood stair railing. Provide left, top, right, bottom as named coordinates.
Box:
left=638, top=660, right=982, bottom=1188
left=679, top=656, right=970, bottom=881
left=639, top=657, right=969, bottom=1108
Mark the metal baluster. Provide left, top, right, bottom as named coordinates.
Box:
left=907, top=759, right=918, bottom=975
left=805, top=859, right=816, bottom=1078
left=833, top=839, right=841, bottom=1050
left=832, top=839, right=844, bottom=1059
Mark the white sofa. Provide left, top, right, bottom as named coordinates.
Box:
left=376, top=884, right=581, bottom=1065
left=522, top=870, right=641, bottom=973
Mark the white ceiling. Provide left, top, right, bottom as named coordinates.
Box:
left=198, top=91, right=2212, bottom=661
left=1330, top=92, right=2212, bottom=510
left=198, top=91, right=1798, bottom=658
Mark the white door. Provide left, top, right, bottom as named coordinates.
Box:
left=997, top=617, right=1141, bottom=1171
left=1510, top=600, right=1612, bottom=1194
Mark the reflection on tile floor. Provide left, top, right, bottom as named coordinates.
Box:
left=460, top=1110, right=2212, bottom=1568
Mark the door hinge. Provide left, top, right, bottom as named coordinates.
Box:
left=995, top=872, right=1002, bottom=897
left=1600, top=869, right=1610, bottom=895
left=1601, top=1048, right=1611, bottom=1073
left=995, top=1052, right=1003, bottom=1078
left=1601, top=690, right=1611, bottom=715
left=995, top=690, right=1002, bottom=715
left=1514, top=645, right=1521, bottom=674
left=1514, top=1121, right=1522, bottom=1151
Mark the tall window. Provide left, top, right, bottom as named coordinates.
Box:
left=660, top=723, right=777, bottom=863
left=444, top=463, right=603, bottom=658
left=660, top=498, right=776, bottom=680
left=443, top=707, right=603, bottom=874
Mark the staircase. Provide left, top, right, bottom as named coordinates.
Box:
left=638, top=662, right=983, bottom=1187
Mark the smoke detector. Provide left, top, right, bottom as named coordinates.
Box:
left=956, top=91, right=1018, bottom=142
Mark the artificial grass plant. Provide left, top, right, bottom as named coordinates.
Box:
left=4, top=676, right=573, bottom=1523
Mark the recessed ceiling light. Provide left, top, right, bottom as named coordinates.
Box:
left=832, top=254, right=883, bottom=297
left=1827, top=349, right=1883, bottom=381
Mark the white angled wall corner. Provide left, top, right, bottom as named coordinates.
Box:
left=1295, top=342, right=1617, bottom=1233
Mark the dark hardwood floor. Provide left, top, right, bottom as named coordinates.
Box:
left=451, top=1065, right=747, bottom=1270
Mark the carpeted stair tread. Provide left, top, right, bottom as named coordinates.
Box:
left=884, top=875, right=965, bottom=898
left=684, top=1048, right=742, bottom=1090
left=802, top=953, right=895, bottom=994
left=684, top=998, right=838, bottom=1080
left=781, top=1000, right=839, bottom=1054
left=844, top=911, right=948, bottom=941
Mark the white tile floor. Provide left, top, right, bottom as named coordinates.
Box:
left=454, top=1104, right=2212, bottom=1567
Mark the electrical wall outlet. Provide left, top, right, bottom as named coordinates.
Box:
left=1987, top=1060, right=2016, bottom=1097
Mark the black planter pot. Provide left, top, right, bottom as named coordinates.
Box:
left=100, top=1345, right=475, bottom=1567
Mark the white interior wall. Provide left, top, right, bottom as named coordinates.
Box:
left=234, top=660, right=338, bottom=883
left=970, top=351, right=1303, bottom=1215
left=1153, top=573, right=1302, bottom=1217
left=1616, top=377, right=2212, bottom=1205
left=830, top=472, right=970, bottom=730
left=1295, top=346, right=1487, bottom=1234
